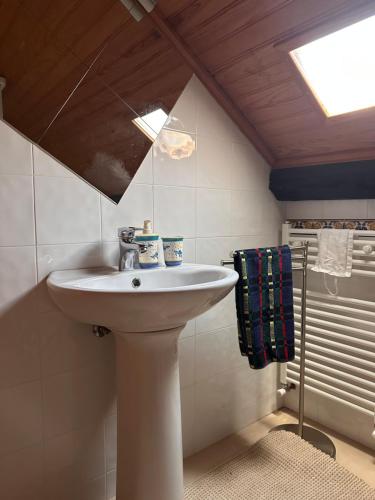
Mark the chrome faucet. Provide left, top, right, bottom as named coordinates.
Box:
left=118, top=226, right=146, bottom=271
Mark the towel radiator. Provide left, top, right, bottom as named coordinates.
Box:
left=221, top=240, right=336, bottom=457
left=283, top=221, right=375, bottom=447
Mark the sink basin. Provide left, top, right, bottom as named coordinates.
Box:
left=47, top=264, right=237, bottom=332
left=47, top=263, right=238, bottom=500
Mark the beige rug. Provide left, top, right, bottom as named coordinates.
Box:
left=184, top=431, right=375, bottom=499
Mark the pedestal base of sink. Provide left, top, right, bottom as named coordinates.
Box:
left=114, top=326, right=184, bottom=500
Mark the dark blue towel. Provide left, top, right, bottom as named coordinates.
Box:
left=234, top=245, right=295, bottom=369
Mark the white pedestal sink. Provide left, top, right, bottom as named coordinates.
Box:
left=47, top=264, right=238, bottom=500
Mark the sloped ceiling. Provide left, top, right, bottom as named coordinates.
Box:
left=1, top=0, right=375, bottom=180
left=157, top=0, right=375, bottom=169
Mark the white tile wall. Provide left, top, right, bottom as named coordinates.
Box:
left=230, top=190, right=264, bottom=235
left=0, top=75, right=283, bottom=499
left=195, top=325, right=246, bottom=382
left=230, top=141, right=270, bottom=192
left=0, top=444, right=44, bottom=500
left=0, top=246, right=37, bottom=311
left=33, top=145, right=75, bottom=178
left=101, top=184, right=154, bottom=242
left=196, top=188, right=231, bottom=237
left=367, top=199, right=375, bottom=218
left=34, top=176, right=101, bottom=245
left=0, top=381, right=43, bottom=455
left=154, top=185, right=196, bottom=237
left=284, top=199, right=374, bottom=219
left=196, top=135, right=232, bottom=189
left=0, top=120, right=32, bottom=175
left=153, top=134, right=197, bottom=187
left=0, top=175, right=35, bottom=246
left=37, top=243, right=103, bottom=280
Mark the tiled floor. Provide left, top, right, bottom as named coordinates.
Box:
left=184, top=408, right=375, bottom=489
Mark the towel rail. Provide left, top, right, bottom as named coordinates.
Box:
left=286, top=373, right=374, bottom=412
left=288, top=380, right=373, bottom=417
left=293, top=356, right=375, bottom=385
left=293, top=350, right=375, bottom=380
left=222, top=241, right=336, bottom=456
left=287, top=364, right=375, bottom=402
left=294, top=315, right=375, bottom=341
left=220, top=245, right=307, bottom=267
left=289, top=228, right=375, bottom=237
left=291, top=358, right=375, bottom=390
left=293, top=287, right=375, bottom=309
left=294, top=342, right=375, bottom=370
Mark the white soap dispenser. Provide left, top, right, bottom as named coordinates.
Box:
left=134, top=220, right=159, bottom=268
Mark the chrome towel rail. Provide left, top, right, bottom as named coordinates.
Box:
left=222, top=241, right=336, bottom=456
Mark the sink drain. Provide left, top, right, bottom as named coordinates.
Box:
left=132, top=277, right=141, bottom=288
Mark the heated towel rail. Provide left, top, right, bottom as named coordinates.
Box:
left=283, top=222, right=375, bottom=423
left=287, top=226, right=375, bottom=278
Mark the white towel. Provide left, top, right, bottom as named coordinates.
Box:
left=311, top=229, right=354, bottom=296
left=312, top=229, right=354, bottom=278
left=312, top=229, right=354, bottom=277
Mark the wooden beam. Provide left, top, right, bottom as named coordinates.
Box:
left=274, top=146, right=375, bottom=169
left=145, top=5, right=275, bottom=166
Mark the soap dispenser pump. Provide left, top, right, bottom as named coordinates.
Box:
left=143, top=219, right=153, bottom=235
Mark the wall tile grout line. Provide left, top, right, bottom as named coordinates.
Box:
left=31, top=145, right=39, bottom=282
left=31, top=145, right=45, bottom=461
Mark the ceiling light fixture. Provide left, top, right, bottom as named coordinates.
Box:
left=290, top=14, right=375, bottom=117
left=156, top=129, right=196, bottom=160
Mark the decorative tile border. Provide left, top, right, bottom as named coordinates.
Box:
left=288, top=219, right=375, bottom=230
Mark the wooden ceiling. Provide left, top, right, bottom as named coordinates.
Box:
left=1, top=0, right=375, bottom=187
left=156, top=0, right=375, bottom=168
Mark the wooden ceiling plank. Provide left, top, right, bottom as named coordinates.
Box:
left=255, top=111, right=322, bottom=138
left=270, top=130, right=375, bottom=160
left=275, top=147, right=375, bottom=168
left=269, top=120, right=375, bottom=151
left=221, top=61, right=294, bottom=100
left=21, top=0, right=130, bottom=64
left=239, top=80, right=304, bottom=112
left=0, top=0, right=22, bottom=43
left=246, top=96, right=314, bottom=126
left=172, top=0, right=292, bottom=57
left=198, top=0, right=371, bottom=72
left=157, top=0, right=197, bottom=20
left=214, top=45, right=282, bottom=83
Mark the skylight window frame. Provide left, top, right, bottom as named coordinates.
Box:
left=273, top=5, right=375, bottom=120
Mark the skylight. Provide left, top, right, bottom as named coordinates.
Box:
left=290, top=14, right=375, bottom=117
left=132, top=108, right=168, bottom=141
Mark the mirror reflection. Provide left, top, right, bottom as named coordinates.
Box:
left=0, top=0, right=194, bottom=203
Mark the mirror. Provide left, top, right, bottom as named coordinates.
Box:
left=0, top=1, right=193, bottom=203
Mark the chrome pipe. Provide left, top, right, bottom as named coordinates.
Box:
left=297, top=242, right=308, bottom=437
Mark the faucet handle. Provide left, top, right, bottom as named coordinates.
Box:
left=118, top=226, right=143, bottom=242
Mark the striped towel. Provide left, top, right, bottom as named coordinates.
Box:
left=234, top=245, right=295, bottom=369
